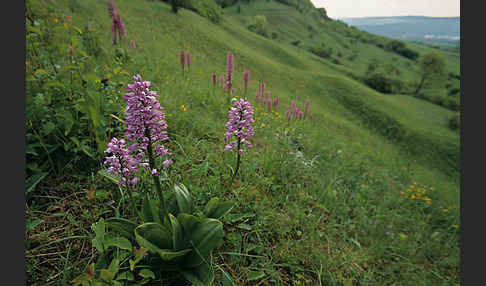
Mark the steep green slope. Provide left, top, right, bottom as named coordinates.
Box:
left=26, top=0, right=460, bottom=285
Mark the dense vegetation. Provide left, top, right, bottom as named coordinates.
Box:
left=25, top=0, right=460, bottom=285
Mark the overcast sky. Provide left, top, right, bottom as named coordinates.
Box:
left=310, top=0, right=460, bottom=19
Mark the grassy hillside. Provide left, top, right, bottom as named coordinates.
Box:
left=26, top=0, right=460, bottom=285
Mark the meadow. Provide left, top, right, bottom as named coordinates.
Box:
left=26, top=0, right=460, bottom=285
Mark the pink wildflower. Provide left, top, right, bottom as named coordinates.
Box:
left=224, top=98, right=255, bottom=155
left=243, top=69, right=249, bottom=92
left=273, top=97, right=279, bottom=107
left=304, top=99, right=310, bottom=118
left=123, top=74, right=172, bottom=170
left=226, top=52, right=234, bottom=91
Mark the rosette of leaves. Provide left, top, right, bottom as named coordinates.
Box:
left=72, top=218, right=154, bottom=286
left=105, top=184, right=234, bottom=285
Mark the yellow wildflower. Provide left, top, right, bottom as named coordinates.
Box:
left=261, top=123, right=265, bottom=128
left=180, top=105, right=186, bottom=112
left=441, top=209, right=449, bottom=213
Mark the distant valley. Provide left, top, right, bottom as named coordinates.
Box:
left=340, top=16, right=460, bottom=46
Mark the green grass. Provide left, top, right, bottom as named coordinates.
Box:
left=26, top=0, right=460, bottom=285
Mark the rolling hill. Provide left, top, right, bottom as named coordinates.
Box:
left=25, top=0, right=460, bottom=285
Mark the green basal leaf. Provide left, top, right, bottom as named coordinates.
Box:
left=27, top=26, right=42, bottom=35
left=108, top=258, right=120, bottom=276
left=95, top=189, right=110, bottom=200
left=129, top=260, right=135, bottom=272
left=141, top=193, right=154, bottom=223
left=150, top=198, right=162, bottom=224
left=91, top=219, right=105, bottom=253
left=99, top=269, right=116, bottom=283
left=105, top=218, right=137, bottom=241
left=104, top=235, right=132, bottom=251
left=203, top=197, right=234, bottom=220
left=34, top=68, right=48, bottom=76
left=91, top=238, right=104, bottom=254
left=168, top=213, right=183, bottom=250
left=59, top=65, right=77, bottom=74
left=98, top=169, right=120, bottom=185
left=73, top=26, right=83, bottom=35
left=247, top=271, right=265, bottom=281
left=26, top=219, right=43, bottom=233
left=116, top=271, right=134, bottom=281
left=180, top=260, right=215, bottom=286
left=135, top=223, right=192, bottom=261
left=182, top=218, right=225, bottom=268
left=100, top=258, right=120, bottom=283
left=44, top=80, right=65, bottom=88
left=138, top=269, right=155, bottom=279
left=220, top=266, right=236, bottom=286
left=158, top=247, right=192, bottom=261
left=173, top=184, right=193, bottom=214
left=26, top=172, right=48, bottom=194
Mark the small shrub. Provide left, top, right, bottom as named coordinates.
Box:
left=332, top=58, right=341, bottom=65
left=385, top=40, right=419, bottom=60
left=309, top=46, right=333, bottom=58
left=316, top=7, right=330, bottom=20
left=449, top=72, right=461, bottom=80
left=68, top=0, right=82, bottom=12
left=248, top=15, right=268, bottom=37
left=347, top=53, right=357, bottom=61
left=214, top=0, right=237, bottom=8
left=444, top=96, right=460, bottom=111
left=291, top=40, right=301, bottom=46
left=181, top=0, right=223, bottom=23
left=448, top=88, right=460, bottom=96
left=448, top=113, right=460, bottom=131
left=364, top=72, right=393, bottom=94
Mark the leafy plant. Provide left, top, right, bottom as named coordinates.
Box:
left=104, top=184, right=234, bottom=285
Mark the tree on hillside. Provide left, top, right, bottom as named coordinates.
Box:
left=162, top=0, right=182, bottom=13
left=413, top=51, right=446, bottom=96
left=248, top=15, right=268, bottom=37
